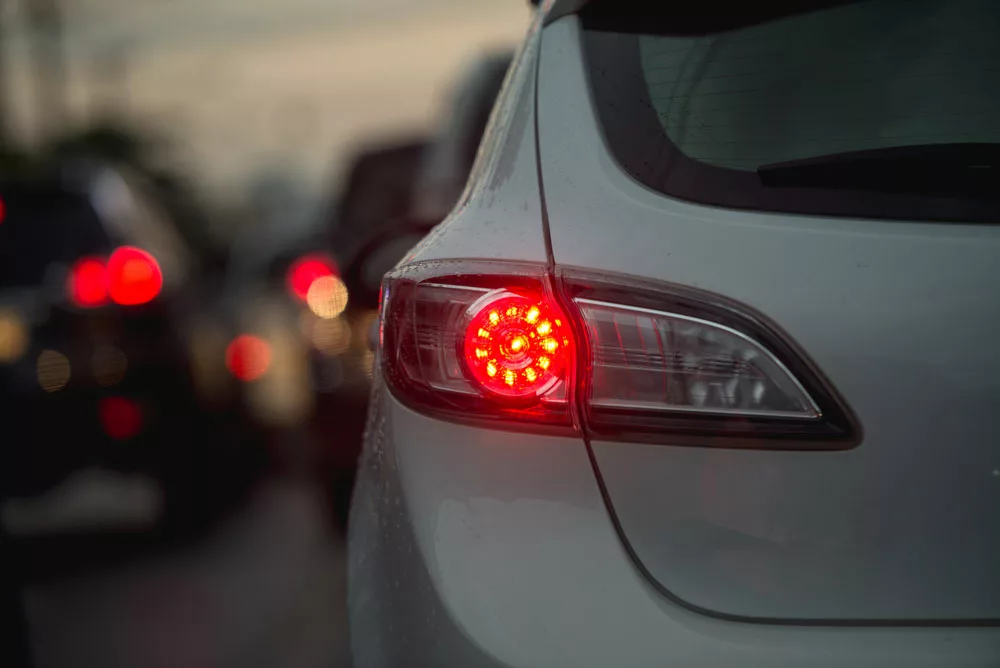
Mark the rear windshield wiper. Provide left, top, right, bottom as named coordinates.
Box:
left=757, top=143, right=1000, bottom=198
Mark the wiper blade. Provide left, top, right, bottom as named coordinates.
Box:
left=757, top=143, right=1000, bottom=197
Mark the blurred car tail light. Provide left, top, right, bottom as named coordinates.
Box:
left=379, top=261, right=858, bottom=446
left=99, top=396, right=143, bottom=440
left=226, top=334, right=272, bottom=382
left=67, top=257, right=109, bottom=307
left=287, top=254, right=338, bottom=302
left=107, top=246, right=163, bottom=306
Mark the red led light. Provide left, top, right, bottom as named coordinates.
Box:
left=67, top=257, right=109, bottom=307
left=108, top=246, right=163, bottom=306
left=226, top=334, right=272, bottom=382
left=287, top=254, right=338, bottom=302
left=462, top=291, right=572, bottom=399
left=99, top=396, right=143, bottom=440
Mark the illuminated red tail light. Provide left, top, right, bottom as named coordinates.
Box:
left=287, top=254, right=338, bottom=302
left=462, top=291, right=572, bottom=399
left=380, top=262, right=573, bottom=428
left=379, top=261, right=859, bottom=446
left=107, top=246, right=163, bottom=306
left=67, top=257, right=109, bottom=307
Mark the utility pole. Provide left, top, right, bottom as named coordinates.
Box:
left=0, top=0, right=11, bottom=149
left=26, top=0, right=66, bottom=145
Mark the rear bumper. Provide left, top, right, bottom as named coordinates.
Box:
left=347, top=379, right=1000, bottom=668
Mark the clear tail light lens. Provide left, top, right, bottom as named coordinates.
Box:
left=577, top=299, right=819, bottom=419
left=379, top=262, right=858, bottom=447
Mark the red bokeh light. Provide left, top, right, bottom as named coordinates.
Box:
left=0, top=196, right=6, bottom=224
left=99, top=396, right=143, bottom=440
left=108, top=246, right=163, bottom=306
left=462, top=292, right=572, bottom=399
left=67, top=257, right=109, bottom=307
left=225, top=334, right=272, bottom=382
left=287, top=254, right=337, bottom=302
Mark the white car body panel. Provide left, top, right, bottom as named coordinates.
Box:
left=348, top=4, right=1000, bottom=666
left=537, top=16, right=1000, bottom=621
left=349, top=387, right=1000, bottom=667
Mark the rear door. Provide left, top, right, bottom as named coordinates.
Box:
left=538, top=0, right=1000, bottom=621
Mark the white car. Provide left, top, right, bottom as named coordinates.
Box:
left=348, top=1, right=1000, bottom=666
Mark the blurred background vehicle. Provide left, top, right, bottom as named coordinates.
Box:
left=0, top=155, right=267, bottom=536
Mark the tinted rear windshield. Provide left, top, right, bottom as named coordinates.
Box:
left=0, top=184, right=107, bottom=287
left=580, top=0, right=1000, bottom=222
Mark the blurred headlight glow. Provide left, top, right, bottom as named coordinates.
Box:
left=0, top=309, right=28, bottom=363
left=306, top=276, right=349, bottom=319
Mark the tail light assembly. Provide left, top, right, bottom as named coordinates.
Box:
left=379, top=261, right=859, bottom=448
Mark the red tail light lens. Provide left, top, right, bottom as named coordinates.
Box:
left=462, top=291, right=572, bottom=398
left=287, top=254, right=337, bottom=302
left=379, top=261, right=859, bottom=447
left=67, top=257, right=109, bottom=308
left=107, top=247, right=163, bottom=306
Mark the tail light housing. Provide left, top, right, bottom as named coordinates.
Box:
left=379, top=261, right=859, bottom=448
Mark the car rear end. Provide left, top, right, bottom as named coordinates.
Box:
left=348, top=1, right=1000, bottom=666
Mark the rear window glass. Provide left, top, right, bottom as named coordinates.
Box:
left=0, top=184, right=108, bottom=287
left=580, top=0, right=1000, bottom=222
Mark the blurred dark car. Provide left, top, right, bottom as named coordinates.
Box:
left=313, top=50, right=515, bottom=515
left=0, top=160, right=266, bottom=535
